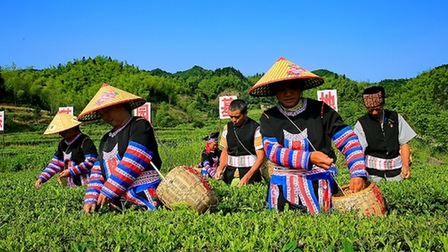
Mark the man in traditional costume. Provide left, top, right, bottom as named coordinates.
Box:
left=214, top=99, right=266, bottom=186
left=249, top=57, right=367, bottom=213
left=354, top=86, right=416, bottom=182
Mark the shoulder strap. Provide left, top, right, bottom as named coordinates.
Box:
left=320, top=101, right=325, bottom=119
left=232, top=126, right=255, bottom=156
left=80, top=136, right=90, bottom=148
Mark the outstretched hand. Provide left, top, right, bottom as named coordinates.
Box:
left=84, top=203, right=97, bottom=216
left=84, top=194, right=110, bottom=216
left=34, top=179, right=43, bottom=189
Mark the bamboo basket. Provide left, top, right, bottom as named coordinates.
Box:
left=156, top=166, right=218, bottom=214
left=57, top=161, right=68, bottom=186
left=332, top=181, right=386, bottom=216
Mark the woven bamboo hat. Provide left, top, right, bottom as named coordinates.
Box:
left=78, top=83, right=146, bottom=121
left=249, top=57, right=324, bottom=97
left=43, top=112, right=82, bottom=136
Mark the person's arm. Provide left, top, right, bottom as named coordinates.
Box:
left=332, top=125, right=367, bottom=192
left=400, top=143, right=411, bottom=179
left=35, top=154, right=64, bottom=189
left=214, top=148, right=228, bottom=180
left=68, top=137, right=97, bottom=177
left=214, top=125, right=229, bottom=180
left=201, top=152, right=217, bottom=177
left=100, top=141, right=153, bottom=200
left=397, top=113, right=416, bottom=179
left=84, top=161, right=104, bottom=215
left=240, top=126, right=265, bottom=185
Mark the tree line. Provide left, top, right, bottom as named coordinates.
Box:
left=1, top=55, right=447, bottom=152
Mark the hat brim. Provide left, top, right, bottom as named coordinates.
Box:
left=43, top=113, right=82, bottom=135
left=249, top=77, right=324, bottom=97
left=248, top=57, right=324, bottom=97
left=78, top=99, right=146, bottom=121
left=77, top=83, right=147, bottom=121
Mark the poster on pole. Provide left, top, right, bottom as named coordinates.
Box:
left=0, top=111, right=4, bottom=131
left=58, top=106, right=74, bottom=115
left=133, top=102, right=151, bottom=122
left=317, top=90, right=338, bottom=112
left=219, top=96, right=237, bottom=119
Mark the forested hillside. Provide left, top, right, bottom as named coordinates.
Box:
left=1, top=56, right=447, bottom=152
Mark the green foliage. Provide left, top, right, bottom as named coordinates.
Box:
left=0, top=163, right=447, bottom=251
left=0, top=127, right=448, bottom=251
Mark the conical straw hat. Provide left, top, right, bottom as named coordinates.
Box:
left=43, top=112, right=82, bottom=136
left=78, top=83, right=146, bottom=121
left=249, top=57, right=324, bottom=97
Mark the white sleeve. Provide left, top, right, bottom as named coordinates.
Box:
left=398, top=113, right=417, bottom=145
left=353, top=121, right=368, bottom=152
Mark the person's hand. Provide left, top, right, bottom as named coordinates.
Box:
left=35, top=179, right=43, bottom=189
left=349, top=177, right=366, bottom=193
left=84, top=203, right=97, bottom=216
left=401, top=165, right=411, bottom=179
left=214, top=167, right=224, bottom=180
left=310, top=151, right=334, bottom=170
left=238, top=175, right=250, bottom=187
left=97, top=193, right=110, bottom=206
left=59, top=169, right=70, bottom=178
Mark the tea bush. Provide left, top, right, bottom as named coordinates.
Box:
left=0, top=127, right=447, bottom=251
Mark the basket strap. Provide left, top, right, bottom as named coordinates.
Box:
left=150, top=161, right=165, bottom=180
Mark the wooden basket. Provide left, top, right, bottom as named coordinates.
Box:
left=332, top=181, right=386, bottom=216
left=156, top=166, right=218, bottom=214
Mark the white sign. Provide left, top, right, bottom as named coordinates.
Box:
left=58, top=106, right=74, bottom=115
left=219, top=96, right=237, bottom=119
left=0, top=111, right=4, bottom=131
left=134, top=102, right=151, bottom=122
left=317, top=90, right=338, bottom=112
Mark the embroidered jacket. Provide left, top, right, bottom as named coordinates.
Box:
left=84, top=117, right=162, bottom=210
left=260, top=98, right=367, bottom=178
left=38, top=133, right=97, bottom=187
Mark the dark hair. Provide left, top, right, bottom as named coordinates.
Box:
left=362, top=86, right=385, bottom=98
left=229, top=99, right=248, bottom=114
left=123, top=103, right=133, bottom=115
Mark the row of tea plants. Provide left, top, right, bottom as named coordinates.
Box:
left=0, top=126, right=447, bottom=251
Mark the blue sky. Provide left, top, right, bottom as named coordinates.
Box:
left=1, top=1, right=447, bottom=83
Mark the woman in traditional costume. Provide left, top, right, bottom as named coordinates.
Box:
left=78, top=83, right=162, bottom=214
left=249, top=57, right=367, bottom=213
left=35, top=112, right=97, bottom=189
left=197, top=132, right=221, bottom=178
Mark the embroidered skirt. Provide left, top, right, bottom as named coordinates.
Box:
left=268, top=167, right=336, bottom=214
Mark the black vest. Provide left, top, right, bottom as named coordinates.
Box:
left=358, top=110, right=400, bottom=159
left=226, top=118, right=259, bottom=156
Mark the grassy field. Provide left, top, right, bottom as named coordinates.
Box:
left=0, top=109, right=447, bottom=251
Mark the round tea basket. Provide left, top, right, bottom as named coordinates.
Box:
left=332, top=181, right=386, bottom=216
left=260, top=159, right=274, bottom=183
left=156, top=166, right=218, bottom=214
left=57, top=161, right=68, bottom=186
left=57, top=175, right=68, bottom=186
